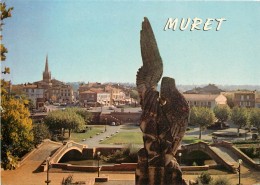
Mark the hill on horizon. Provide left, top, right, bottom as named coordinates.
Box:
left=66, top=82, right=260, bottom=92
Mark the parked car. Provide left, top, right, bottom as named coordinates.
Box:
left=60, top=102, right=67, bottom=106
left=108, top=106, right=116, bottom=110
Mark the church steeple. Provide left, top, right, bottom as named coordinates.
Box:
left=45, top=55, right=49, bottom=73
left=43, top=55, right=51, bottom=83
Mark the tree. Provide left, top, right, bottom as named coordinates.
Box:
left=231, top=106, right=248, bottom=136
left=214, top=105, right=231, bottom=129
left=63, top=109, right=85, bottom=137
left=249, top=108, right=260, bottom=134
left=1, top=2, right=13, bottom=95
left=0, top=3, right=34, bottom=170
left=32, top=123, right=51, bottom=147
left=1, top=97, right=34, bottom=169
left=225, top=95, right=235, bottom=109
left=44, top=108, right=85, bottom=138
left=69, top=107, right=92, bottom=124
left=190, top=107, right=215, bottom=139
left=130, top=89, right=139, bottom=103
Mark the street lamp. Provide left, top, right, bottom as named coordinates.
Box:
left=237, top=159, right=243, bottom=185
left=97, top=151, right=101, bottom=177
left=45, top=156, right=51, bottom=185
left=105, top=118, right=107, bottom=132
left=178, top=152, right=182, bottom=165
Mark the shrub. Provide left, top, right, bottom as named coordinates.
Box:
left=61, top=175, right=85, bottom=185
left=240, top=147, right=259, bottom=158
left=101, top=144, right=138, bottom=163
left=214, top=176, right=231, bottom=185
left=233, top=140, right=259, bottom=145
left=61, top=175, right=73, bottom=185
left=197, top=172, right=213, bottom=185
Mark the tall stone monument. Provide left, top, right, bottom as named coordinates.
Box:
left=135, top=17, right=190, bottom=185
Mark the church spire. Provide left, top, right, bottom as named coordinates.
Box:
left=43, top=54, right=51, bottom=83
left=45, top=55, right=49, bottom=72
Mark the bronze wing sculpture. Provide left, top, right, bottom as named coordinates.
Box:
left=136, top=17, right=190, bottom=185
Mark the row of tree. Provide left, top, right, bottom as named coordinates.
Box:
left=189, top=105, right=260, bottom=139
left=1, top=102, right=91, bottom=170
left=44, top=107, right=92, bottom=138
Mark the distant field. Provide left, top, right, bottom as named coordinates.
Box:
left=70, top=126, right=104, bottom=142
left=100, top=132, right=143, bottom=145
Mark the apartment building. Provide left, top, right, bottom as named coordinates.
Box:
left=183, top=94, right=227, bottom=109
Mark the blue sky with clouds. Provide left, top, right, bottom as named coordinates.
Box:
left=2, top=1, right=260, bottom=85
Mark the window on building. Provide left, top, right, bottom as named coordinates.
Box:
left=247, top=95, right=250, bottom=100
left=241, top=95, right=244, bottom=101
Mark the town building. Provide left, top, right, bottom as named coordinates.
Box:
left=79, top=90, right=97, bottom=107
left=23, top=84, right=45, bottom=109
left=12, top=56, right=74, bottom=107
left=32, top=56, right=74, bottom=104
left=255, top=92, right=260, bottom=108
left=183, top=94, right=227, bottom=109
left=233, top=91, right=256, bottom=108
left=78, top=83, right=126, bottom=106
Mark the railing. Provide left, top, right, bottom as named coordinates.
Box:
left=182, top=142, right=236, bottom=173
left=50, top=141, right=86, bottom=164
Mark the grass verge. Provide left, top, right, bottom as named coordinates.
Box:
left=182, top=136, right=203, bottom=144
left=70, top=127, right=103, bottom=142
left=100, top=133, right=204, bottom=145
left=100, top=132, right=143, bottom=145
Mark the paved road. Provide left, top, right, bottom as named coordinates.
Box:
left=185, top=126, right=251, bottom=142
left=81, top=125, right=126, bottom=147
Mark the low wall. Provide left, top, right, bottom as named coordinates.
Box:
left=52, top=163, right=98, bottom=172
left=183, top=142, right=236, bottom=173
left=51, top=162, right=210, bottom=172
left=102, top=163, right=137, bottom=171
left=180, top=165, right=209, bottom=171
left=214, top=141, right=260, bottom=170
left=229, top=146, right=260, bottom=170
left=110, top=112, right=141, bottom=123
left=19, top=139, right=62, bottom=168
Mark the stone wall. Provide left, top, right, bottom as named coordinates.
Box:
left=51, top=163, right=211, bottom=172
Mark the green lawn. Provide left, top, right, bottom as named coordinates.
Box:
left=100, top=132, right=143, bottom=145
left=70, top=126, right=104, bottom=142
left=100, top=132, right=203, bottom=145
left=182, top=136, right=203, bottom=144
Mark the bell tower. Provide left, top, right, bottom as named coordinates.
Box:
left=43, top=55, right=51, bottom=83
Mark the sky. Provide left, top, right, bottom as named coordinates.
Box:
left=1, top=0, right=260, bottom=86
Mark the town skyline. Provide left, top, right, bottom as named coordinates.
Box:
left=2, top=1, right=260, bottom=86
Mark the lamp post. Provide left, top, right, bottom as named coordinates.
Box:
left=178, top=152, right=182, bottom=165
left=45, top=157, right=51, bottom=185
left=105, top=118, right=107, bottom=132
left=97, top=151, right=101, bottom=177
left=237, top=159, right=243, bottom=185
